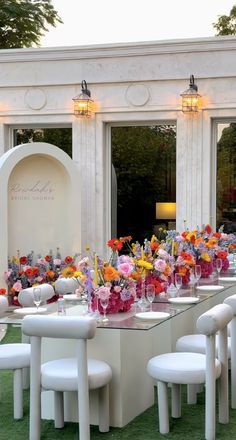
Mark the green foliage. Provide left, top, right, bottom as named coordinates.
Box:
left=213, top=5, right=236, bottom=36
left=15, top=128, right=72, bottom=157
left=0, top=0, right=62, bottom=48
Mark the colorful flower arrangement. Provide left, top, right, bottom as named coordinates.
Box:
left=4, top=248, right=79, bottom=305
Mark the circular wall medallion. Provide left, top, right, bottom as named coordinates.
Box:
left=25, top=88, right=47, bottom=110
left=125, top=84, right=150, bottom=106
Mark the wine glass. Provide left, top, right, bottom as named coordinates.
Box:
left=216, top=258, right=222, bottom=278
left=146, top=284, right=155, bottom=311
left=33, top=287, right=42, bottom=312
left=100, top=297, right=109, bottom=323
left=194, top=265, right=201, bottom=286
left=174, top=273, right=182, bottom=296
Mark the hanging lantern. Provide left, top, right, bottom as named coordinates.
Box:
left=180, top=75, right=201, bottom=113
left=72, top=80, right=94, bottom=118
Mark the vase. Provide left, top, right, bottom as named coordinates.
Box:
left=0, top=295, right=8, bottom=316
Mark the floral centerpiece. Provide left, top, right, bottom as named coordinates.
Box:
left=4, top=248, right=79, bottom=305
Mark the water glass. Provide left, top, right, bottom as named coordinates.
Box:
left=194, top=265, right=201, bottom=284
left=33, top=287, right=42, bottom=311
left=146, top=284, right=155, bottom=311
left=57, top=298, right=66, bottom=316
left=216, top=258, right=222, bottom=277
left=174, top=273, right=182, bottom=296
left=100, top=297, right=109, bottom=323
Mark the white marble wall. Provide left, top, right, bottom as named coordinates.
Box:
left=1, top=36, right=236, bottom=255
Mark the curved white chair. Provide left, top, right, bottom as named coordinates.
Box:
left=22, top=314, right=112, bottom=440
left=176, top=294, right=236, bottom=408
left=0, top=343, right=30, bottom=418
left=147, top=303, right=233, bottom=440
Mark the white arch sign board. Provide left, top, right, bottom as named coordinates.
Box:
left=0, top=142, right=81, bottom=287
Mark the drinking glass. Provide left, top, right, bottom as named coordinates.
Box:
left=174, top=273, right=182, bottom=296
left=194, top=265, right=201, bottom=285
left=33, top=287, right=42, bottom=311
left=216, top=258, right=222, bottom=277
left=146, top=284, right=155, bottom=311
left=100, top=297, right=109, bottom=323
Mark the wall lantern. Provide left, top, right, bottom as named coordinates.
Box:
left=156, top=202, right=176, bottom=220
left=180, top=75, right=201, bottom=113
left=72, top=80, right=94, bottom=118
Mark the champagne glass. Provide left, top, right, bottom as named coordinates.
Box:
left=194, top=265, right=201, bottom=286
left=146, top=284, right=155, bottom=311
left=216, top=258, right=222, bottom=278
left=33, top=287, right=42, bottom=311
left=174, top=273, right=182, bottom=296
left=100, top=297, right=109, bottom=323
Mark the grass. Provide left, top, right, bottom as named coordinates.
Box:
left=1, top=326, right=236, bottom=439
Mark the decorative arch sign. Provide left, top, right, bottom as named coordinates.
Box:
left=0, top=142, right=81, bottom=287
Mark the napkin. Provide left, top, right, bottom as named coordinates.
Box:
left=18, top=283, right=54, bottom=307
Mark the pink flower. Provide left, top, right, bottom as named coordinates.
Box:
left=13, top=281, right=22, bottom=292
left=53, top=258, right=61, bottom=266
left=118, top=255, right=133, bottom=264
left=37, top=258, right=47, bottom=266
left=77, top=257, right=89, bottom=270
left=97, top=286, right=111, bottom=300
left=157, top=249, right=169, bottom=260
left=117, top=262, right=133, bottom=276
left=4, top=269, right=12, bottom=280
left=114, top=285, right=122, bottom=292
left=154, top=259, right=167, bottom=272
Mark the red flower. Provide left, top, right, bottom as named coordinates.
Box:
left=32, top=267, right=39, bottom=276
left=205, top=224, right=212, bottom=235
left=20, top=256, right=27, bottom=265
left=45, top=255, right=51, bottom=262
left=25, top=267, right=34, bottom=277
left=216, top=250, right=227, bottom=260
left=213, top=232, right=221, bottom=238
left=65, top=255, right=73, bottom=264
left=0, top=288, right=6, bottom=295
left=107, top=238, right=123, bottom=251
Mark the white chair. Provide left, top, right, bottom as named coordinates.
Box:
left=176, top=294, right=236, bottom=408
left=147, top=303, right=233, bottom=440
left=22, top=314, right=112, bottom=440
left=0, top=342, right=30, bottom=418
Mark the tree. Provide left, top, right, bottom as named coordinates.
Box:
left=0, top=0, right=62, bottom=48
left=213, top=5, right=236, bottom=36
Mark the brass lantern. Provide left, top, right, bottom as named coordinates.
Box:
left=180, top=75, right=201, bottom=113
left=73, top=80, right=94, bottom=118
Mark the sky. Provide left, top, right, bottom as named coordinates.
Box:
left=41, top=0, right=236, bottom=48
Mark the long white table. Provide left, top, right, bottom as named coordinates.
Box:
left=1, top=278, right=236, bottom=427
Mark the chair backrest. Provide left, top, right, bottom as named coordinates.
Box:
left=196, top=303, right=233, bottom=336
left=22, top=314, right=97, bottom=340
left=224, top=294, right=236, bottom=408
left=22, top=315, right=97, bottom=440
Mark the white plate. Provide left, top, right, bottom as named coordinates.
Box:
left=13, top=307, right=47, bottom=316
left=135, top=311, right=170, bottom=321
left=196, top=285, right=224, bottom=292
left=168, top=297, right=200, bottom=304
left=218, top=277, right=236, bottom=283
left=63, top=294, right=81, bottom=301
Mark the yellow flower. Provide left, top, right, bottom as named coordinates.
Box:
left=136, top=259, right=153, bottom=270
left=73, top=271, right=82, bottom=278
left=201, top=252, right=211, bottom=262
left=150, top=235, right=157, bottom=246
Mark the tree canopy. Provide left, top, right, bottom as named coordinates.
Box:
left=0, top=0, right=62, bottom=48
left=213, top=5, right=236, bottom=36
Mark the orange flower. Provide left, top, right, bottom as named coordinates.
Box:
left=32, top=267, right=39, bottom=276
left=46, top=270, right=55, bottom=280
left=65, top=255, right=73, bottom=264
left=103, top=266, right=119, bottom=282
left=178, top=266, right=187, bottom=276
left=180, top=252, right=195, bottom=266
left=107, top=238, right=123, bottom=251
left=120, top=236, right=132, bottom=243
left=25, top=267, right=34, bottom=277
left=206, top=237, right=217, bottom=248
left=62, top=266, right=75, bottom=278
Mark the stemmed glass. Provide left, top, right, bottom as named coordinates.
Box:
left=216, top=258, right=222, bottom=278
left=174, top=273, right=182, bottom=296
left=93, top=288, right=101, bottom=320
left=33, top=287, right=42, bottom=312
left=100, top=297, right=109, bottom=323
left=146, top=284, right=155, bottom=311
left=194, top=265, right=201, bottom=285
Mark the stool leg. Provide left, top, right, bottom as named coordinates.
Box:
left=13, top=369, right=23, bottom=419
left=157, top=381, right=169, bottom=434
left=23, top=367, right=30, bottom=390
left=187, top=384, right=198, bottom=404
left=98, top=384, right=109, bottom=432
left=54, top=391, right=64, bottom=428
left=172, top=384, right=181, bottom=418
